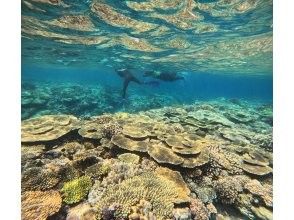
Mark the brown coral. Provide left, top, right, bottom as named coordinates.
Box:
left=66, top=202, right=97, bottom=220
left=241, top=162, right=272, bottom=176
left=190, top=198, right=209, bottom=220
left=21, top=190, right=62, bottom=220
left=122, top=123, right=151, bottom=138
left=215, top=176, right=243, bottom=204
left=118, top=153, right=140, bottom=164
left=95, top=168, right=190, bottom=219
left=22, top=167, right=59, bottom=191
left=111, top=134, right=150, bottom=152
left=147, top=141, right=184, bottom=165
left=244, top=180, right=273, bottom=207
left=78, top=115, right=120, bottom=139
left=21, top=115, right=80, bottom=142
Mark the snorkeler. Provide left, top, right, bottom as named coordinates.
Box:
left=144, top=70, right=184, bottom=82
left=115, top=68, right=142, bottom=98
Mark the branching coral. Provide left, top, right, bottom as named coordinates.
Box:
left=85, top=161, right=111, bottom=179
left=190, top=198, right=209, bottom=220
left=244, top=180, right=273, bottom=207
left=22, top=167, right=59, bottom=191
left=215, top=176, right=243, bottom=204
left=66, top=202, right=97, bottom=220
left=61, top=175, right=92, bottom=204
left=95, top=168, right=190, bottom=219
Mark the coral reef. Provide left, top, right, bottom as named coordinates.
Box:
left=215, top=176, right=243, bottom=204
left=21, top=114, right=80, bottom=142
left=95, top=168, right=190, bottom=219
left=22, top=190, right=62, bottom=220
left=21, top=82, right=178, bottom=120
left=244, top=180, right=273, bottom=207
left=22, top=167, right=60, bottom=191
left=21, top=100, right=273, bottom=220
left=61, top=176, right=92, bottom=204
left=66, top=202, right=97, bottom=220
left=118, top=153, right=140, bottom=164
left=190, top=198, right=209, bottom=220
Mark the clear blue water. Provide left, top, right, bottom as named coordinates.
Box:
left=21, top=2, right=273, bottom=219
left=21, top=0, right=273, bottom=119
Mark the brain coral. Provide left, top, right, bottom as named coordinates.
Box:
left=61, top=175, right=92, bottom=204
left=21, top=190, right=62, bottom=220
left=96, top=167, right=190, bottom=219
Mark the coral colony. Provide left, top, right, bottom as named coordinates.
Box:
left=21, top=100, right=272, bottom=219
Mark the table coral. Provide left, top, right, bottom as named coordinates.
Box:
left=21, top=115, right=80, bottom=142
left=61, top=175, right=92, bottom=204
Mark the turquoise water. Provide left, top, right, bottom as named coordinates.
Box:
left=21, top=0, right=273, bottom=120
left=21, top=65, right=272, bottom=119
left=21, top=1, right=273, bottom=219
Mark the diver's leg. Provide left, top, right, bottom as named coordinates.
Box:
left=122, top=79, right=130, bottom=98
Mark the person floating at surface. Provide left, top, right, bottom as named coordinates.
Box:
left=115, top=68, right=142, bottom=98
left=143, top=70, right=185, bottom=82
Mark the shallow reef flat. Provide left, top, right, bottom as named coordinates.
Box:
left=21, top=81, right=178, bottom=120
left=21, top=100, right=273, bottom=220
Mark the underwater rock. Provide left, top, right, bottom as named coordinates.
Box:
left=21, top=115, right=80, bottom=142
left=22, top=190, right=62, bottom=220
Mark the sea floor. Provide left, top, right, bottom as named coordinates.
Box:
left=21, top=81, right=179, bottom=120
left=21, top=99, right=273, bottom=220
